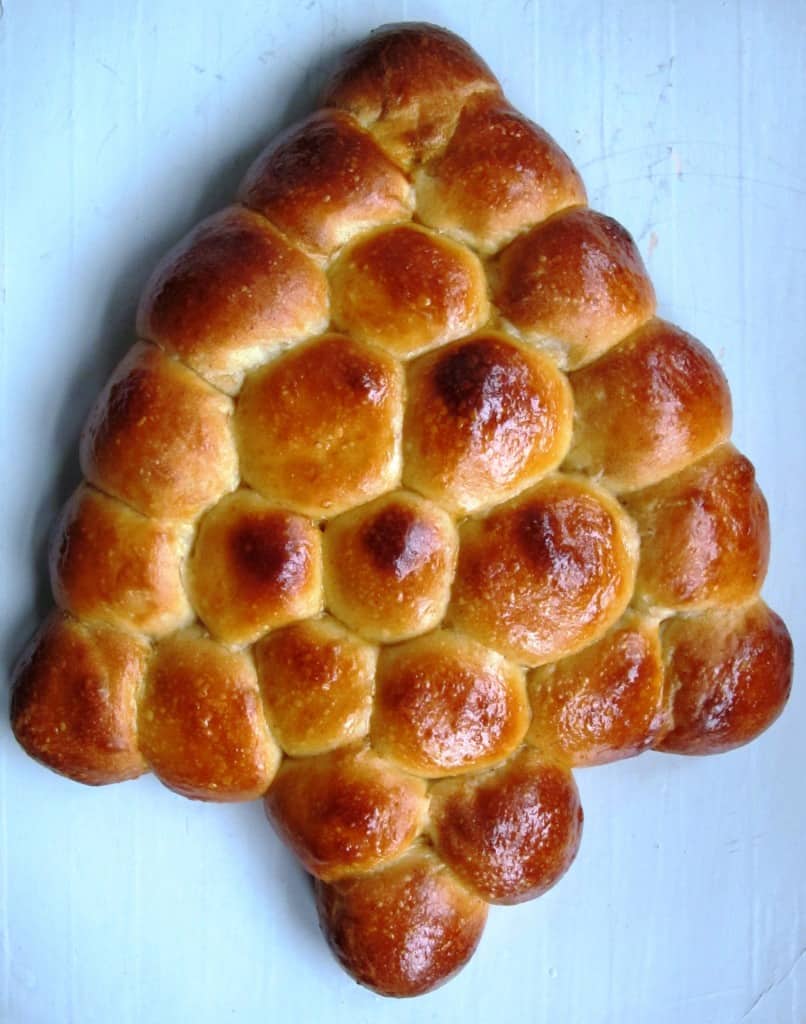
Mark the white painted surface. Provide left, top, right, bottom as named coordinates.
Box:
left=1, top=2, right=804, bottom=1022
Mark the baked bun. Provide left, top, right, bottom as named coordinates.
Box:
left=187, top=489, right=323, bottom=645
left=403, top=331, right=573, bottom=513
left=322, top=23, right=502, bottom=167
left=329, top=223, right=489, bottom=358
left=429, top=747, right=583, bottom=905
left=415, top=99, right=586, bottom=254
left=139, top=627, right=280, bottom=801
left=565, top=318, right=733, bottom=492
left=239, top=110, right=413, bottom=258
left=657, top=601, right=792, bottom=755
left=448, top=474, right=639, bottom=666
left=50, top=484, right=193, bottom=638
left=315, top=845, right=488, bottom=997
left=527, top=612, right=667, bottom=766
left=623, top=444, right=770, bottom=614
left=137, top=206, right=329, bottom=393
left=322, top=489, right=458, bottom=643
left=11, top=22, right=792, bottom=999
left=264, top=743, right=428, bottom=881
left=254, top=615, right=377, bottom=757
left=12, top=612, right=148, bottom=785
left=493, top=207, right=656, bottom=370
left=371, top=629, right=529, bottom=777
left=80, top=341, right=238, bottom=519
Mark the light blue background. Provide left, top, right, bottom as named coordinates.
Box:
left=1, top=2, right=804, bottom=1022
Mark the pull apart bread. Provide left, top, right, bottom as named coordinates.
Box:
left=11, top=23, right=793, bottom=998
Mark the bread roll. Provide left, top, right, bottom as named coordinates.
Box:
left=329, top=223, right=489, bottom=358
left=50, top=483, right=193, bottom=637
left=527, top=612, right=667, bottom=766
left=80, top=341, right=238, bottom=519
left=371, top=629, right=528, bottom=777
left=565, top=318, right=732, bottom=492
left=623, top=444, right=770, bottom=614
left=316, top=845, right=488, bottom=996
left=137, top=206, right=329, bottom=393
left=657, top=601, right=792, bottom=755
left=403, top=330, right=573, bottom=514
left=139, top=627, right=280, bottom=801
left=493, top=207, right=656, bottom=369
left=254, top=615, right=377, bottom=756
left=323, top=489, right=458, bottom=643
left=429, top=748, right=583, bottom=904
left=264, top=743, right=428, bottom=881
left=235, top=332, right=403, bottom=518
left=448, top=474, right=639, bottom=666
left=188, top=489, right=323, bottom=645
left=239, top=109, right=413, bottom=257
left=12, top=612, right=148, bottom=785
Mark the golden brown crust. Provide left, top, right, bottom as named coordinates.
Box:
left=329, top=224, right=489, bottom=359
left=239, top=110, right=413, bottom=257
left=10, top=612, right=149, bottom=785
left=80, top=342, right=238, bottom=521
left=235, top=333, right=404, bottom=519
left=138, top=628, right=280, bottom=801
left=623, top=444, right=770, bottom=614
left=565, top=319, right=733, bottom=492
left=657, top=601, right=793, bottom=755
left=403, top=331, right=573, bottom=514
left=187, top=489, right=322, bottom=645
left=264, top=744, right=428, bottom=881
left=527, top=612, right=668, bottom=766
left=429, top=748, right=582, bottom=904
left=416, top=99, right=586, bottom=254
left=137, top=206, right=329, bottom=394
left=493, top=208, right=656, bottom=370
left=448, top=475, right=639, bottom=666
left=315, top=846, right=488, bottom=997
left=254, top=615, right=377, bottom=756
left=50, top=484, right=193, bottom=638
left=323, top=490, right=458, bottom=643
left=372, top=630, right=528, bottom=778
left=322, top=22, right=502, bottom=169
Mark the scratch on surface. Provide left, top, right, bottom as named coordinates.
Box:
left=742, top=947, right=806, bottom=1019
left=96, top=59, right=121, bottom=82
left=647, top=231, right=659, bottom=258
left=601, top=170, right=806, bottom=198
left=646, top=147, right=672, bottom=183
left=97, top=124, right=117, bottom=160
left=645, top=56, right=675, bottom=134
left=645, top=56, right=675, bottom=78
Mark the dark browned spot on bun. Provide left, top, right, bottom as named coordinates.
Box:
left=434, top=336, right=526, bottom=419
left=230, top=515, right=312, bottom=592
left=338, top=349, right=389, bottom=400
left=101, top=368, right=152, bottom=437
left=517, top=494, right=613, bottom=586
left=361, top=504, right=436, bottom=579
